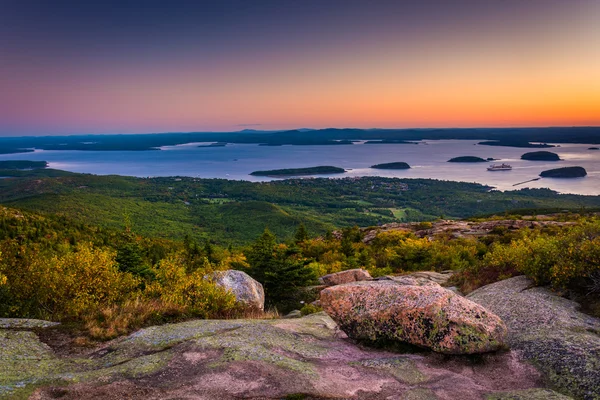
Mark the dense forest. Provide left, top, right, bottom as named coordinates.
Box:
left=2, top=168, right=600, bottom=245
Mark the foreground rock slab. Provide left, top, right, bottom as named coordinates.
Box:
left=0, top=319, right=59, bottom=329
left=206, top=269, right=265, bottom=310
left=0, top=313, right=561, bottom=399
left=468, top=276, right=600, bottom=400
left=321, top=281, right=507, bottom=354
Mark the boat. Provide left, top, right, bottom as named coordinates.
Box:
left=487, top=163, right=512, bottom=171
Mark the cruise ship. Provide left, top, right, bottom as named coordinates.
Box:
left=487, top=163, right=512, bottom=171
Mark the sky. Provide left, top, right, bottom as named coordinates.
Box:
left=1, top=0, right=599, bottom=136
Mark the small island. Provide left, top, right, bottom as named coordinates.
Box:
left=370, top=162, right=411, bottom=169
left=521, top=151, right=561, bottom=161
left=540, top=166, right=587, bottom=178
left=447, top=156, right=487, bottom=163
left=0, top=160, right=48, bottom=169
left=589, top=147, right=599, bottom=150
left=250, top=166, right=346, bottom=177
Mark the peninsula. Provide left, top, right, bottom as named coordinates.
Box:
left=0, top=160, right=48, bottom=169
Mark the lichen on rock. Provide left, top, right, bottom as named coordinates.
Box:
left=320, top=280, right=507, bottom=354
left=205, top=270, right=265, bottom=310
left=468, top=276, right=600, bottom=400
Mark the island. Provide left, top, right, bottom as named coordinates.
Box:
left=589, top=147, right=599, bottom=150
left=478, top=140, right=554, bottom=148
left=521, top=151, right=561, bottom=161
left=250, top=166, right=346, bottom=177
left=0, top=160, right=48, bottom=169
left=540, top=166, right=587, bottom=178
left=447, top=156, right=487, bottom=163
left=370, top=162, right=411, bottom=169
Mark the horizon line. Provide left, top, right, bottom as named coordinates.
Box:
left=2, top=125, right=600, bottom=139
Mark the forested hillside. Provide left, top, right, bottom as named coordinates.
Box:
left=1, top=169, right=600, bottom=244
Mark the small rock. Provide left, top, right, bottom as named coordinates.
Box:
left=386, top=275, right=440, bottom=287
left=0, top=318, right=60, bottom=329
left=205, top=270, right=264, bottom=310
left=283, top=310, right=302, bottom=319
left=409, top=271, right=454, bottom=285
left=319, top=268, right=372, bottom=286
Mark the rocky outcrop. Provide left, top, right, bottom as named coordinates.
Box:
left=0, top=318, right=59, bottom=329
left=361, top=219, right=577, bottom=243
left=321, top=280, right=507, bottom=354
left=319, top=268, right=372, bottom=286
left=468, top=276, right=600, bottom=400
left=205, top=270, right=264, bottom=310
left=2, top=313, right=564, bottom=399
left=376, top=271, right=455, bottom=287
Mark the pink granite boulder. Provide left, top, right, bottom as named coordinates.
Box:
left=320, top=281, right=507, bottom=354
left=319, top=268, right=372, bottom=286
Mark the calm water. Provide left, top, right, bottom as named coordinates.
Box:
left=1, top=140, right=599, bottom=195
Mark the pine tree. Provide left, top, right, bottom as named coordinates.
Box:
left=246, top=228, right=317, bottom=310
left=294, top=223, right=309, bottom=243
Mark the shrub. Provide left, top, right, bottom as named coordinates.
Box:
left=300, top=303, right=322, bottom=316
left=147, top=254, right=239, bottom=318
left=83, top=298, right=185, bottom=340
left=0, top=242, right=138, bottom=320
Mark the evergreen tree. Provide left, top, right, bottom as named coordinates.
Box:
left=294, top=223, right=309, bottom=243
left=246, top=228, right=317, bottom=310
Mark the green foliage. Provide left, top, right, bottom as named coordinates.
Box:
left=3, top=169, right=600, bottom=246
left=0, top=160, right=47, bottom=170
left=300, top=303, right=322, bottom=316
left=452, top=218, right=600, bottom=297
left=246, top=229, right=318, bottom=311
left=0, top=242, right=138, bottom=319
left=294, top=223, right=309, bottom=243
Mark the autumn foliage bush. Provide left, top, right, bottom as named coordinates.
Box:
left=0, top=241, right=246, bottom=339
left=452, top=219, right=600, bottom=295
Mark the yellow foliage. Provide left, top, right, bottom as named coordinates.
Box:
left=0, top=242, right=138, bottom=320
left=149, top=254, right=238, bottom=317
left=219, top=252, right=250, bottom=270
left=83, top=297, right=185, bottom=340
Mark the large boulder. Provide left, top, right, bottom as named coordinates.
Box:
left=468, top=276, right=600, bottom=400
left=319, top=268, right=372, bottom=286
left=206, top=270, right=264, bottom=310
left=320, top=280, right=507, bottom=354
